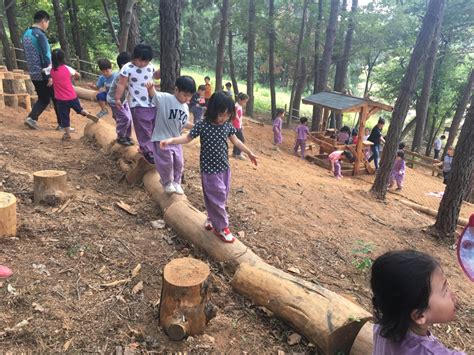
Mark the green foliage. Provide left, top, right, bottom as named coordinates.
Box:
left=351, top=240, right=374, bottom=272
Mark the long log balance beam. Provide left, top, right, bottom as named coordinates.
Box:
left=82, top=102, right=373, bottom=354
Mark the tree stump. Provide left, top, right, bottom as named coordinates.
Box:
left=159, top=257, right=216, bottom=340
left=33, top=170, right=68, bottom=205
left=0, top=192, right=16, bottom=237
left=3, top=72, right=19, bottom=109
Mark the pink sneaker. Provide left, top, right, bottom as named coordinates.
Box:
left=213, top=227, right=236, bottom=243
left=0, top=265, right=13, bottom=278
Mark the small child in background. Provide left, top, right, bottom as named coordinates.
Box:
left=106, top=52, right=133, bottom=146
left=351, top=131, right=359, bottom=145
left=160, top=92, right=257, bottom=242
left=88, top=58, right=114, bottom=118
left=433, top=134, right=446, bottom=160
left=148, top=76, right=196, bottom=195
left=45, top=48, right=88, bottom=140
left=115, top=44, right=159, bottom=164
left=225, top=82, right=233, bottom=97
left=273, top=108, right=284, bottom=149
left=337, top=125, right=351, bottom=144
left=388, top=150, right=406, bottom=190
left=204, top=76, right=212, bottom=105
left=294, top=117, right=310, bottom=159
left=328, top=150, right=354, bottom=179
left=363, top=127, right=371, bottom=141
left=398, top=142, right=406, bottom=152
left=232, top=93, right=249, bottom=160
left=371, top=250, right=464, bottom=355
left=434, top=146, right=454, bottom=185
left=189, top=84, right=206, bottom=123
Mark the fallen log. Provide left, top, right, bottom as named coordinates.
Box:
left=74, top=85, right=97, bottom=102
left=83, top=120, right=374, bottom=353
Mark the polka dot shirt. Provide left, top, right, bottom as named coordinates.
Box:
left=189, top=120, right=237, bottom=174
left=119, top=62, right=155, bottom=108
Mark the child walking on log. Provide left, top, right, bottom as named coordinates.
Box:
left=88, top=58, right=114, bottom=118
left=148, top=76, right=196, bottom=195
left=114, top=44, right=159, bottom=164
left=294, top=117, right=310, bottom=159
left=160, top=92, right=257, bottom=243
left=44, top=49, right=89, bottom=141
left=273, top=108, right=284, bottom=149
left=232, top=93, right=249, bottom=160
left=388, top=150, right=406, bottom=190
left=106, top=52, right=133, bottom=146
left=371, top=250, right=465, bottom=355
left=328, top=150, right=354, bottom=179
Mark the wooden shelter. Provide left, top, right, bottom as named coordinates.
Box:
left=302, top=91, right=393, bottom=175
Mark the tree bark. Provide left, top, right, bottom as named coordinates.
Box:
left=443, top=70, right=474, bottom=158
left=101, top=0, right=120, bottom=48
left=288, top=0, right=310, bottom=124
left=4, top=0, right=24, bottom=69
left=126, top=5, right=140, bottom=54
left=311, top=0, right=340, bottom=131
left=160, top=0, right=182, bottom=93
left=228, top=30, right=239, bottom=99
left=333, top=0, right=358, bottom=129
left=33, top=170, right=68, bottom=205
left=0, top=192, right=16, bottom=237
left=371, top=0, right=446, bottom=200
left=434, top=94, right=474, bottom=236
left=215, top=0, right=230, bottom=92
left=118, top=0, right=138, bottom=53
left=312, top=0, right=324, bottom=127
left=269, top=0, right=277, bottom=119
left=67, top=0, right=88, bottom=70
left=411, top=20, right=442, bottom=152
left=0, top=16, right=15, bottom=70
left=246, top=0, right=256, bottom=117
left=52, top=0, right=70, bottom=63
left=292, top=58, right=307, bottom=120
left=400, top=116, right=417, bottom=141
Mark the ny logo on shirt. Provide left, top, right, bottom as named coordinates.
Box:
left=168, top=109, right=188, bottom=125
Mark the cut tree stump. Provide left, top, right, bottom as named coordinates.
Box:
left=126, top=156, right=155, bottom=185
left=33, top=170, right=68, bottom=205
left=159, top=257, right=216, bottom=340
left=0, top=192, right=17, bottom=237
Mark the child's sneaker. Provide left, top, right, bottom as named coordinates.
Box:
left=25, top=117, right=39, bottom=130
left=62, top=133, right=72, bottom=141
left=213, top=227, right=235, bottom=243
left=144, top=152, right=155, bottom=165
left=96, top=109, right=108, bottom=118
left=126, top=137, right=134, bottom=145
left=204, top=218, right=213, bottom=230
left=117, top=137, right=132, bottom=146
left=173, top=182, right=184, bottom=195
left=164, top=182, right=176, bottom=194
left=56, top=125, right=75, bottom=132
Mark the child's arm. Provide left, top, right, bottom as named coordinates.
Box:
left=330, top=159, right=335, bottom=173
left=229, top=135, right=258, bottom=166
left=145, top=81, right=156, bottom=97
left=73, top=71, right=80, bottom=81
left=184, top=122, right=194, bottom=129
left=114, top=75, right=128, bottom=109
left=160, top=133, right=194, bottom=148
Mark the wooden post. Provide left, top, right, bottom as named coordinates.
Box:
left=353, top=106, right=368, bottom=175
left=0, top=70, right=4, bottom=109
left=33, top=170, right=68, bottom=205
left=321, top=108, right=330, bottom=132
left=159, top=257, right=216, bottom=340
left=3, top=71, right=19, bottom=108
left=0, top=192, right=16, bottom=237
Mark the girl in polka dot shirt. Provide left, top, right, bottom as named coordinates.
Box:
left=160, top=92, right=257, bottom=243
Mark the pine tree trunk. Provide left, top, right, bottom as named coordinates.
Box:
left=443, top=70, right=474, bottom=158
left=246, top=0, right=256, bottom=117
left=228, top=30, right=239, bottom=99
left=269, top=0, right=277, bottom=119
left=52, top=0, right=70, bottom=63
left=160, top=0, right=182, bottom=93
left=434, top=94, right=474, bottom=236
left=312, top=0, right=324, bottom=127
left=333, top=0, right=358, bottom=129
left=288, top=0, right=310, bottom=124
left=126, top=5, right=140, bottom=54
left=371, top=0, right=446, bottom=200
left=67, top=0, right=88, bottom=70
left=4, top=0, right=24, bottom=69
left=101, top=0, right=120, bottom=48
left=215, top=0, right=230, bottom=92
left=400, top=116, right=417, bottom=141
left=0, top=16, right=16, bottom=70
left=292, top=57, right=307, bottom=119
left=118, top=0, right=138, bottom=53
left=311, top=0, right=340, bottom=131
left=411, top=21, right=442, bottom=152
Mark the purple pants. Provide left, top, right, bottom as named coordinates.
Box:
left=201, top=169, right=231, bottom=231
left=333, top=160, right=341, bottom=177
left=152, top=142, right=183, bottom=186
left=389, top=172, right=404, bottom=188
left=273, top=130, right=282, bottom=145
left=110, top=102, right=132, bottom=139
left=130, top=106, right=156, bottom=156
left=294, top=139, right=306, bottom=158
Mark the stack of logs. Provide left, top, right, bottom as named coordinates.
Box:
left=0, top=66, right=37, bottom=111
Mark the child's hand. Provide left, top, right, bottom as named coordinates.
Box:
left=145, top=81, right=155, bottom=96
left=248, top=152, right=258, bottom=166
left=47, top=78, right=53, bottom=87
left=160, top=139, right=171, bottom=149
left=116, top=100, right=123, bottom=110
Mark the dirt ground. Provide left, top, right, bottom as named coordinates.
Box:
left=0, top=102, right=473, bottom=353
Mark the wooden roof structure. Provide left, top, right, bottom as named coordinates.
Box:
left=302, top=91, right=393, bottom=175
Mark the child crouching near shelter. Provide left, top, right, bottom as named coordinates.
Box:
left=160, top=92, right=257, bottom=243
left=328, top=150, right=354, bottom=179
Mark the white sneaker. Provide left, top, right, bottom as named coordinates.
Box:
left=173, top=182, right=184, bottom=195
left=25, top=117, right=39, bottom=130
left=164, top=182, right=176, bottom=194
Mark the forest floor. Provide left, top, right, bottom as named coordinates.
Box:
left=0, top=102, right=473, bottom=353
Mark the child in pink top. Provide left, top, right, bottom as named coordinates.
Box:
left=45, top=49, right=88, bottom=140
left=293, top=117, right=310, bottom=159
left=232, top=92, right=249, bottom=160
left=328, top=150, right=354, bottom=179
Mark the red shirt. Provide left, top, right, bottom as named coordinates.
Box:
left=48, top=65, right=77, bottom=101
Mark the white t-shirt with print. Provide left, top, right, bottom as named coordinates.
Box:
left=119, top=62, right=155, bottom=108
left=150, top=92, right=189, bottom=142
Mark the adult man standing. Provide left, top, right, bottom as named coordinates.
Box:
left=22, top=10, right=61, bottom=130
